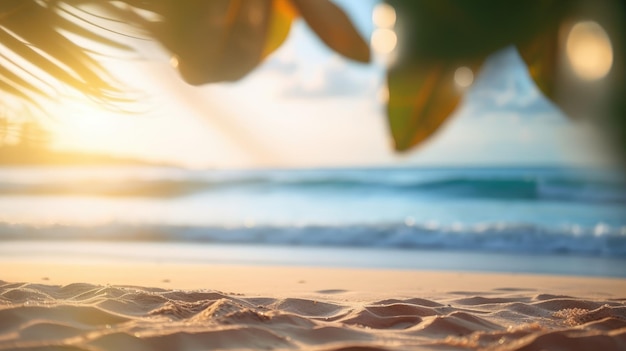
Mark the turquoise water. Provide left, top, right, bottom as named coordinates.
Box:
left=0, top=166, right=625, bottom=276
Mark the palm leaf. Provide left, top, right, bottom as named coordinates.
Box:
left=261, top=0, right=296, bottom=59
left=0, top=0, right=132, bottom=107
left=516, top=2, right=572, bottom=116
left=1, top=0, right=371, bottom=112
left=291, top=0, right=369, bottom=63
left=517, top=30, right=560, bottom=105
left=0, top=78, right=39, bottom=106
left=55, top=5, right=137, bottom=50
left=387, top=60, right=481, bottom=151
left=147, top=0, right=274, bottom=85
left=0, top=58, right=50, bottom=98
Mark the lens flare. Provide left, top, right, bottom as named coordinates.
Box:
left=372, top=3, right=396, bottom=29
left=371, top=28, right=397, bottom=55
left=169, top=55, right=179, bottom=68
left=454, top=66, right=474, bottom=89
left=566, top=21, right=613, bottom=80
left=378, top=84, right=389, bottom=104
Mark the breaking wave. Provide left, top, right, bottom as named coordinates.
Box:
left=2, top=221, right=625, bottom=257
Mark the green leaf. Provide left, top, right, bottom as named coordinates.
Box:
left=154, top=0, right=274, bottom=85
left=55, top=6, right=134, bottom=51
left=1, top=1, right=129, bottom=104
left=387, top=61, right=480, bottom=151
left=386, top=0, right=568, bottom=62
left=0, top=27, right=92, bottom=97
left=0, top=56, right=50, bottom=97
left=291, top=0, right=370, bottom=63
left=261, top=0, right=295, bottom=59
left=517, top=29, right=560, bottom=103
left=515, top=4, right=572, bottom=117
left=384, top=0, right=573, bottom=151
left=0, top=79, right=33, bottom=103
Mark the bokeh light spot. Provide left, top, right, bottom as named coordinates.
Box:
left=372, top=3, right=396, bottom=29
left=566, top=21, right=613, bottom=80
left=169, top=55, right=179, bottom=68
left=454, top=66, right=474, bottom=89
left=371, top=28, right=397, bottom=55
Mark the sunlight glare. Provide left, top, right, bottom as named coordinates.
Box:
left=51, top=98, right=141, bottom=158
left=63, top=115, right=117, bottom=143
left=566, top=21, right=613, bottom=81
left=454, top=66, right=474, bottom=89
left=371, top=28, right=397, bottom=55
left=371, top=3, right=397, bottom=56
left=170, top=55, right=179, bottom=68
left=377, top=84, right=389, bottom=104
left=372, top=3, right=396, bottom=29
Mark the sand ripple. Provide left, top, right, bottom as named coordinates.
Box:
left=0, top=280, right=625, bottom=350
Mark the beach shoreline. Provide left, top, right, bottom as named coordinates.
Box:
left=2, top=261, right=626, bottom=297
left=2, top=240, right=625, bottom=278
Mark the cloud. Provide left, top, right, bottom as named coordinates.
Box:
left=258, top=52, right=379, bottom=99
left=465, top=47, right=559, bottom=116
left=258, top=53, right=299, bottom=76
left=283, top=57, right=378, bottom=98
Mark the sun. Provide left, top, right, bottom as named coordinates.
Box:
left=49, top=100, right=133, bottom=155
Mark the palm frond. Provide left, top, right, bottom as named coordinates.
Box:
left=0, top=0, right=137, bottom=110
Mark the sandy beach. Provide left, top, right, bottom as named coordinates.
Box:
left=1, top=261, right=625, bottom=351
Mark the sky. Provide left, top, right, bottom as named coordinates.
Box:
left=45, top=0, right=615, bottom=169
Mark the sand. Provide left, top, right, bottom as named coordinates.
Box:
left=0, top=261, right=625, bottom=350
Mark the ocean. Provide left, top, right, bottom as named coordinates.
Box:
left=1, top=166, right=625, bottom=277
